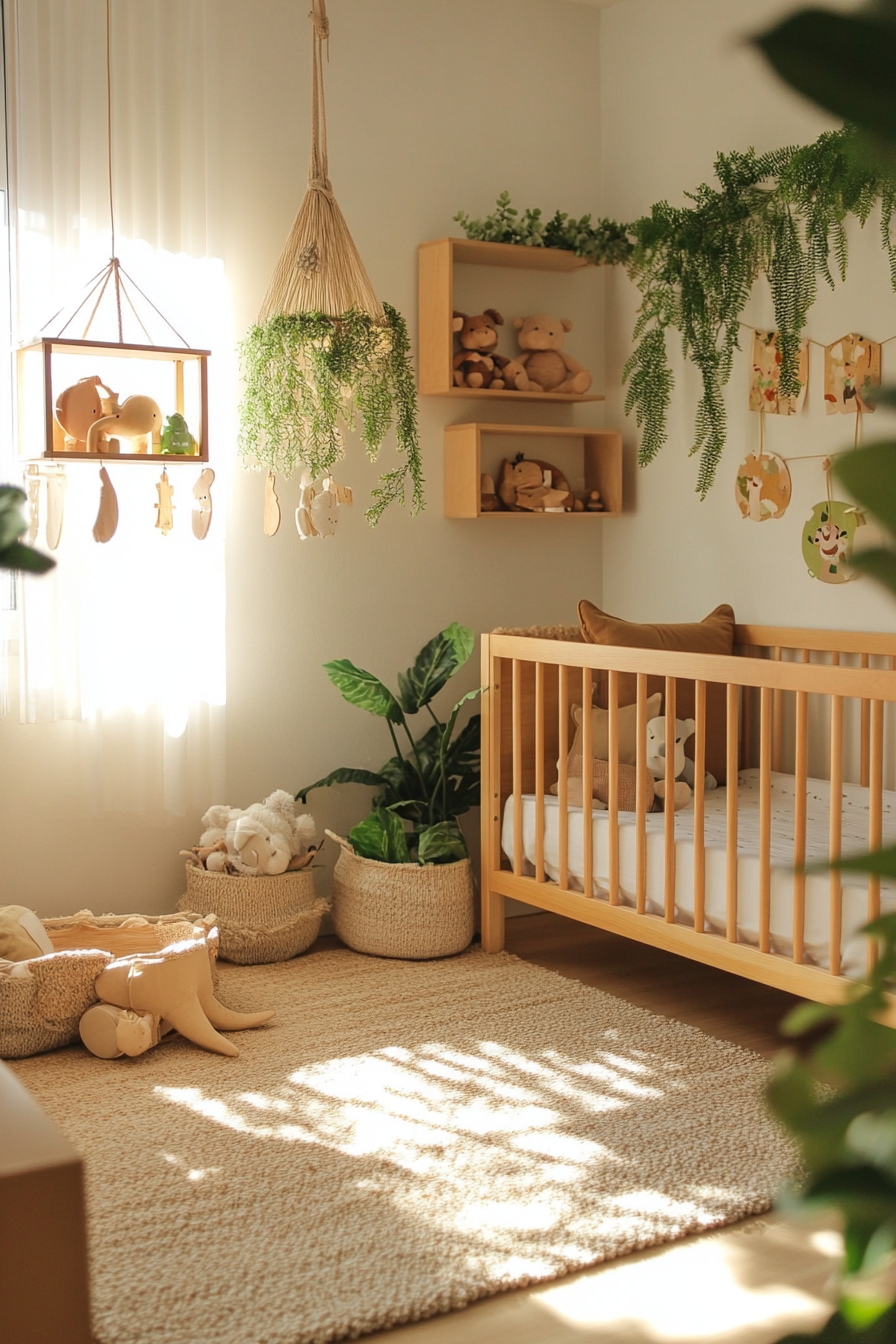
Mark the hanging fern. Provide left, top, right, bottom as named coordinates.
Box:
left=238, top=305, right=423, bottom=526
left=455, top=127, right=896, bottom=495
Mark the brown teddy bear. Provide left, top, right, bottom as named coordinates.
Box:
left=512, top=314, right=593, bottom=394
left=452, top=309, right=528, bottom=390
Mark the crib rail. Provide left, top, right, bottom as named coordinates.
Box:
left=481, top=629, right=896, bottom=1017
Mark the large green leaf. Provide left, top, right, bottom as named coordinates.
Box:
left=754, top=10, right=896, bottom=144
left=295, top=767, right=387, bottom=804
left=0, top=540, right=55, bottom=574
left=777, top=1301, right=896, bottom=1344
left=0, top=487, right=54, bottom=573
left=826, top=846, right=896, bottom=881
left=397, top=623, right=476, bottom=714
left=849, top=548, right=896, bottom=599
left=417, top=820, right=468, bottom=865
left=324, top=659, right=403, bottom=722
left=349, top=808, right=411, bottom=864
left=835, top=444, right=896, bottom=539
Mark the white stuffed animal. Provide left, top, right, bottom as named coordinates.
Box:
left=199, top=791, right=317, bottom=877
left=645, top=716, right=695, bottom=811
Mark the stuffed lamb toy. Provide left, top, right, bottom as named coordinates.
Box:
left=199, top=790, right=317, bottom=877
left=645, top=715, right=718, bottom=811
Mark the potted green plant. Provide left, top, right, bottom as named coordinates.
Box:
left=296, top=623, right=480, bottom=959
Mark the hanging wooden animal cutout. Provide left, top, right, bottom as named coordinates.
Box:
left=824, top=333, right=881, bottom=414
left=154, top=470, right=175, bottom=536
left=46, top=470, right=67, bottom=551
left=734, top=451, right=792, bottom=521
left=749, top=330, right=808, bottom=415
left=92, top=467, right=119, bottom=543
left=802, top=500, right=864, bottom=583
left=192, top=468, right=214, bottom=540
left=296, top=472, right=317, bottom=540
left=264, top=472, right=281, bottom=536
left=312, top=477, right=339, bottom=537
left=26, top=468, right=40, bottom=544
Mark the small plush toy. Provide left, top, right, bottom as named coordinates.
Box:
left=497, top=455, right=573, bottom=512
left=512, top=314, right=593, bottom=394
left=160, top=412, right=197, bottom=456
left=645, top=715, right=714, bottom=810
left=190, top=790, right=317, bottom=877
left=0, top=905, right=55, bottom=963
left=452, top=309, right=526, bottom=390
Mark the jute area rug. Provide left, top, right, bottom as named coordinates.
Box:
left=11, top=946, right=795, bottom=1344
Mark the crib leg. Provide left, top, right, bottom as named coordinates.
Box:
left=481, top=889, right=505, bottom=952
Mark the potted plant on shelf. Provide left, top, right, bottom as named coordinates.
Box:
left=296, top=623, right=480, bottom=959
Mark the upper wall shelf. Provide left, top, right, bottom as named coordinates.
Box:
left=417, top=237, right=603, bottom=401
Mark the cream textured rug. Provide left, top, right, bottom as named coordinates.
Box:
left=11, top=947, right=795, bottom=1344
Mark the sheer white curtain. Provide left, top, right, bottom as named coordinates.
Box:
left=7, top=0, right=230, bottom=813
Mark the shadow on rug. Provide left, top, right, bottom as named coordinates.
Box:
left=11, top=946, right=796, bottom=1344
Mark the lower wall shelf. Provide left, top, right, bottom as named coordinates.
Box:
left=444, top=423, right=622, bottom=519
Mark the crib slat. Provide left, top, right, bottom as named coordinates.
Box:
left=772, top=647, right=783, bottom=774
left=741, top=655, right=752, bottom=770
left=664, top=676, right=676, bottom=922
left=535, top=662, right=545, bottom=884
left=726, top=682, right=739, bottom=942
left=636, top=673, right=648, bottom=915
left=608, top=670, right=620, bottom=905
left=759, top=686, right=772, bottom=954
left=693, top=680, right=707, bottom=933
left=558, top=665, right=569, bottom=891
left=793, top=686, right=808, bottom=964
left=582, top=668, right=594, bottom=899
left=861, top=653, right=871, bottom=788
left=868, top=698, right=884, bottom=974
left=829, top=691, right=844, bottom=978
left=512, top=660, right=523, bottom=877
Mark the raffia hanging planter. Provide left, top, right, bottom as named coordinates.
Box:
left=238, top=0, right=422, bottom=526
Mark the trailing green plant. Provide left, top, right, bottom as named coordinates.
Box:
left=453, top=191, right=634, bottom=265
left=296, top=623, right=480, bottom=865
left=454, top=131, right=896, bottom=497
left=0, top=486, right=53, bottom=573
left=238, top=304, right=423, bottom=526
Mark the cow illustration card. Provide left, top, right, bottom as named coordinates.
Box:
left=749, top=330, right=808, bottom=415
left=824, top=333, right=881, bottom=414
left=734, top=451, right=792, bottom=521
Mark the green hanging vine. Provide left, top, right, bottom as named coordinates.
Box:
left=238, top=304, right=423, bottom=526
left=454, top=126, right=896, bottom=496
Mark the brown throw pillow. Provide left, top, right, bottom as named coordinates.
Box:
left=577, top=600, right=736, bottom=784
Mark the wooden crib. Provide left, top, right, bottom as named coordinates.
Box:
left=480, top=626, right=896, bottom=1019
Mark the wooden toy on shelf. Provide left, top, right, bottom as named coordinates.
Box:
left=497, top=455, right=574, bottom=512
left=86, top=394, right=162, bottom=455
left=479, top=473, right=502, bottom=512
left=585, top=489, right=604, bottom=512
left=160, top=412, right=198, bottom=456
left=54, top=375, right=112, bottom=452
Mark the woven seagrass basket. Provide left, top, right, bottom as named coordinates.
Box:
left=332, top=849, right=474, bottom=960
left=179, top=866, right=328, bottom=965
left=0, top=911, right=200, bottom=1061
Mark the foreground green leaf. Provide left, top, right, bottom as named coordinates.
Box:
left=777, top=1300, right=896, bottom=1344
left=417, top=820, right=468, bottom=865
left=0, top=539, right=55, bottom=574
left=835, top=444, right=896, bottom=539
left=295, top=767, right=386, bottom=805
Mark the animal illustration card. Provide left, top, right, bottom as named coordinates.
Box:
left=749, top=330, right=808, bottom=415
left=824, top=333, right=881, bottom=414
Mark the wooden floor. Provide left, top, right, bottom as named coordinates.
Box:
left=365, top=912, right=839, bottom=1344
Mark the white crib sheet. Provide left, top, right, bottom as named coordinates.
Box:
left=501, top=769, right=896, bottom=977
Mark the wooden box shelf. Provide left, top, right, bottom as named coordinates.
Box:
left=17, top=337, right=209, bottom=462
left=418, top=237, right=604, bottom=402
left=444, top=423, right=622, bottom=519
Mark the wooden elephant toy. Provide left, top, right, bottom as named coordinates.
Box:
left=54, top=375, right=111, bottom=452
left=86, top=393, right=162, bottom=455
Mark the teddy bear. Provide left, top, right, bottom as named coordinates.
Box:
left=452, top=309, right=528, bottom=390
left=512, top=314, right=593, bottom=394
left=193, top=790, right=317, bottom=877
left=645, top=715, right=715, bottom=811
left=496, top=455, right=573, bottom=512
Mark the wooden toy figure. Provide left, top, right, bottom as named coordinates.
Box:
left=155, top=470, right=175, bottom=535
left=160, top=412, right=197, bottom=456
left=92, top=467, right=119, bottom=544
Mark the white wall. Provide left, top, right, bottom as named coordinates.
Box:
left=600, top=0, right=896, bottom=631
left=2, top=0, right=608, bottom=916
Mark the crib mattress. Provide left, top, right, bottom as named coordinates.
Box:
left=501, top=769, right=896, bottom=977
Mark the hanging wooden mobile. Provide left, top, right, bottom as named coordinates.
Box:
left=26, top=468, right=40, bottom=545
left=154, top=471, right=175, bottom=537
left=263, top=473, right=282, bottom=537
left=16, top=0, right=209, bottom=469
left=45, top=470, right=67, bottom=551
left=192, top=469, right=215, bottom=541
left=802, top=457, right=864, bottom=584
left=824, top=333, right=881, bottom=414
left=734, top=409, right=792, bottom=521
left=92, top=467, right=119, bottom=543
left=748, top=329, right=808, bottom=416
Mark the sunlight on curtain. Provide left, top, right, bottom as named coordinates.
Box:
left=7, top=0, right=230, bottom=813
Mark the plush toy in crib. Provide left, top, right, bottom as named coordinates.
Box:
left=645, top=716, right=717, bottom=811
left=184, top=790, right=318, bottom=877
